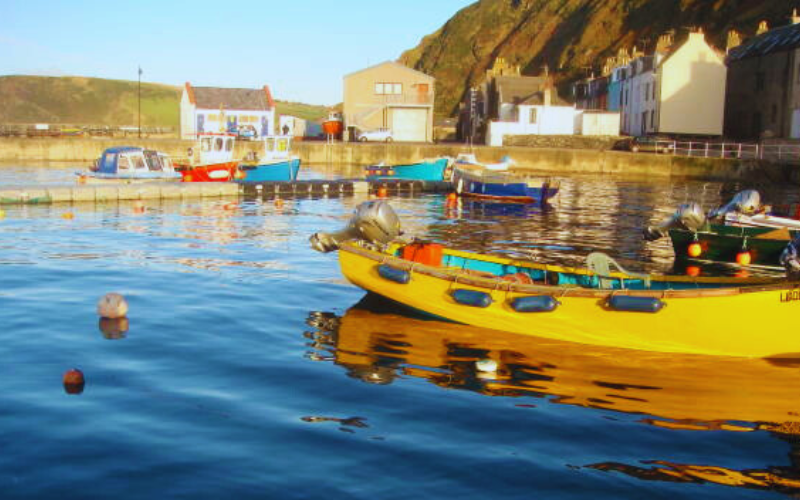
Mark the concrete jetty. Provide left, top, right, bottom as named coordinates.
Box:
left=0, top=179, right=453, bottom=205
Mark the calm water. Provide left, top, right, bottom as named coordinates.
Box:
left=1, top=162, right=800, bottom=499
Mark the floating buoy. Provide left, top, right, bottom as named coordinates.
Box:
left=446, top=192, right=458, bottom=203
left=685, top=265, right=701, bottom=277
left=132, top=200, right=145, bottom=214
left=687, top=242, right=702, bottom=258
left=63, top=369, right=85, bottom=395
left=97, top=292, right=128, bottom=319
left=223, top=202, right=238, bottom=210
left=387, top=170, right=395, bottom=176
left=0, top=209, right=5, bottom=219
left=274, top=198, right=284, bottom=208
left=736, top=250, right=752, bottom=266
left=234, top=170, right=246, bottom=180
left=377, top=187, right=388, bottom=198
left=61, top=212, right=75, bottom=220
left=476, top=359, right=498, bottom=373
left=76, top=175, right=87, bottom=184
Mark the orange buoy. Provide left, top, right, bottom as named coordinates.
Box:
left=63, top=369, right=85, bottom=395
left=132, top=200, right=145, bottom=214
left=223, top=202, right=238, bottom=210
left=736, top=250, right=752, bottom=266
left=61, top=212, right=75, bottom=220
left=377, top=187, right=388, bottom=198
left=274, top=198, right=284, bottom=208
left=234, top=170, right=246, bottom=180
left=387, top=170, right=395, bottom=176
left=687, top=242, right=702, bottom=258
left=685, top=265, right=701, bottom=277
left=97, top=292, right=128, bottom=319
left=446, top=192, right=458, bottom=202
left=77, top=175, right=87, bottom=184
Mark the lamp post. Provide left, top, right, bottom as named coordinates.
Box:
left=138, top=66, right=142, bottom=138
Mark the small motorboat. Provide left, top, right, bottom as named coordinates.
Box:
left=645, top=190, right=800, bottom=267
left=451, top=154, right=559, bottom=204
left=310, top=200, right=800, bottom=358
left=364, top=157, right=451, bottom=182
left=322, top=111, right=343, bottom=139
left=173, top=133, right=239, bottom=182
left=77, top=146, right=182, bottom=184
left=237, top=135, right=301, bottom=182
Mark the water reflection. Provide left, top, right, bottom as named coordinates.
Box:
left=303, top=296, right=800, bottom=495
left=98, top=317, right=129, bottom=340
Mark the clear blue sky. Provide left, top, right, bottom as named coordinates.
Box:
left=0, top=0, right=475, bottom=106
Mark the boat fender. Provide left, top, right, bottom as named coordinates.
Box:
left=607, top=295, right=665, bottom=313
left=451, top=289, right=493, bottom=308
left=378, top=264, right=410, bottom=284
left=510, top=295, right=560, bottom=313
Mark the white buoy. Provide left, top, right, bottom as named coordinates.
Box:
left=97, top=293, right=128, bottom=319
left=475, top=359, right=498, bottom=373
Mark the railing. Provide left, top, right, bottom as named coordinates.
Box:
left=631, top=139, right=800, bottom=164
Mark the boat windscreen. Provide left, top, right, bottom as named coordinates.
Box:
left=144, top=150, right=163, bottom=171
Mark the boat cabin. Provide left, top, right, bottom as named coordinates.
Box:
left=193, top=133, right=236, bottom=166
left=95, top=146, right=175, bottom=174
left=261, top=135, right=293, bottom=161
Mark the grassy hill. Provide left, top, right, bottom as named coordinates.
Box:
left=0, top=75, right=328, bottom=128
left=400, top=0, right=798, bottom=116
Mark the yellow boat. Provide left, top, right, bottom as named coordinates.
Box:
left=311, top=200, right=800, bottom=358
left=334, top=240, right=800, bottom=358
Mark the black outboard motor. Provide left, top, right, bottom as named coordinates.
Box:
left=781, top=234, right=800, bottom=280
left=708, top=189, right=762, bottom=221
left=643, top=202, right=706, bottom=241
left=310, top=200, right=401, bottom=253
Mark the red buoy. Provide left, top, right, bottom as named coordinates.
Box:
left=687, top=242, right=702, bottom=258
left=63, top=369, right=85, bottom=395
left=685, top=265, right=701, bottom=277
left=736, top=250, right=752, bottom=266
left=377, top=187, right=388, bottom=198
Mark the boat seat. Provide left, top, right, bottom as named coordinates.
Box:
left=585, top=252, right=651, bottom=290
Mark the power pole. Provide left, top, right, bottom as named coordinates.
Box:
left=138, top=66, right=142, bottom=138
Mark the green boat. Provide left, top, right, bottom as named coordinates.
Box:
left=669, top=224, right=796, bottom=267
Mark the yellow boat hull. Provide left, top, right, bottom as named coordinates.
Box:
left=338, top=243, right=800, bottom=357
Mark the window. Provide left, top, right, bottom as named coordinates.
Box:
left=650, top=110, right=655, bottom=128
left=225, top=138, right=233, bottom=152
left=202, top=138, right=212, bottom=152
left=652, top=83, right=656, bottom=101
left=645, top=83, right=650, bottom=101
left=131, top=154, right=145, bottom=170
left=797, top=64, right=800, bottom=84
left=529, top=108, right=538, bottom=124
left=215, top=138, right=223, bottom=151
left=772, top=104, right=778, bottom=124
left=118, top=155, right=131, bottom=171
left=374, top=82, right=402, bottom=95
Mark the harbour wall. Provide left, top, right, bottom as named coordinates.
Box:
left=0, top=137, right=783, bottom=182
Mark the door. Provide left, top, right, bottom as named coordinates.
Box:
left=792, top=109, right=800, bottom=139
left=416, top=83, right=430, bottom=104
left=197, top=114, right=205, bottom=135
left=391, top=108, right=427, bottom=142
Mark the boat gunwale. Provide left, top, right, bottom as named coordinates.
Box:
left=340, top=242, right=798, bottom=299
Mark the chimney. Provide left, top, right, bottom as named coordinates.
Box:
left=726, top=30, right=742, bottom=52
left=656, top=33, right=674, bottom=53
left=793, top=9, right=800, bottom=25
left=757, top=20, right=769, bottom=35
left=543, top=77, right=553, bottom=107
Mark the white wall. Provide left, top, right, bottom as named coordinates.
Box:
left=575, top=111, right=621, bottom=136
left=486, top=105, right=576, bottom=146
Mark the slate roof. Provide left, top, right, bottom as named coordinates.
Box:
left=185, top=83, right=274, bottom=110
left=495, top=75, right=568, bottom=106
left=727, top=22, right=800, bottom=63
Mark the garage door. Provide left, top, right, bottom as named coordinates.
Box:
left=392, top=108, right=427, bottom=142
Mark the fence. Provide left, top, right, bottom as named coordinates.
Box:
left=634, top=139, right=800, bottom=164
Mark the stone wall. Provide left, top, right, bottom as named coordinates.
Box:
left=504, top=135, right=623, bottom=151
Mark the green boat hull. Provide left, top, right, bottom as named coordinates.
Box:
left=669, top=225, right=796, bottom=266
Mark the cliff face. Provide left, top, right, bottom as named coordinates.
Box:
left=400, top=0, right=796, bottom=116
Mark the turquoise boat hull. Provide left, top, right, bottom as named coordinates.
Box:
left=239, top=158, right=301, bottom=182
left=365, top=158, right=449, bottom=182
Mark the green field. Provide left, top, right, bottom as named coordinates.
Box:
left=0, top=75, right=328, bottom=130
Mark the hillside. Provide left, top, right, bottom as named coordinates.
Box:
left=0, top=75, right=328, bottom=128
left=400, top=0, right=798, bottom=117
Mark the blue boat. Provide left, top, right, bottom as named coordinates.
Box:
left=77, top=146, right=182, bottom=184
left=451, top=154, right=559, bottom=204
left=365, top=157, right=451, bottom=182
left=237, top=136, right=301, bottom=182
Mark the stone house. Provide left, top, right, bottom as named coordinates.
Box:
left=180, top=83, right=276, bottom=140
left=725, top=12, right=800, bottom=140
left=342, top=61, right=434, bottom=142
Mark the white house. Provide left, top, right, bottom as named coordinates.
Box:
left=620, top=31, right=727, bottom=137
left=180, top=83, right=276, bottom=140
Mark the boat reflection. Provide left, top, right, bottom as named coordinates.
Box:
left=304, top=296, right=800, bottom=495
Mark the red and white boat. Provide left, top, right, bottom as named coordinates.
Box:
left=174, top=133, right=240, bottom=182
left=322, top=111, right=343, bottom=139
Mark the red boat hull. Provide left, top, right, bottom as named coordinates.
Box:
left=177, top=161, right=239, bottom=182
left=322, top=120, right=343, bottom=136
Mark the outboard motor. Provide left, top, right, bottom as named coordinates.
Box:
left=310, top=200, right=401, bottom=253
left=643, top=202, right=706, bottom=241
left=708, top=190, right=762, bottom=221
left=781, top=234, right=800, bottom=280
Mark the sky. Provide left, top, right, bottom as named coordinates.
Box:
left=0, top=0, right=475, bottom=106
